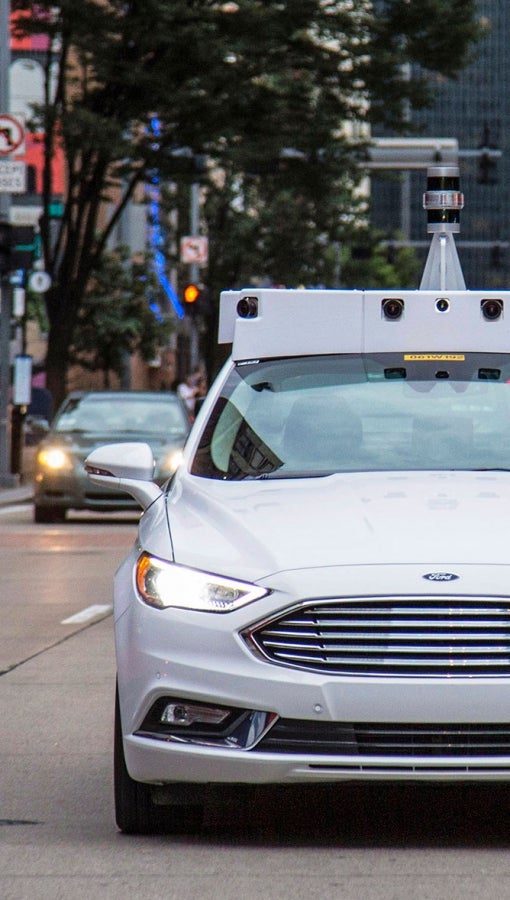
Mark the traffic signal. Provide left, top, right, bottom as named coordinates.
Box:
left=183, top=283, right=201, bottom=316
left=11, top=226, right=36, bottom=270
left=0, top=222, right=12, bottom=274
left=0, top=224, right=36, bottom=273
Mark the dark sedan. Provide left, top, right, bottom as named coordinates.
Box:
left=33, top=390, right=191, bottom=523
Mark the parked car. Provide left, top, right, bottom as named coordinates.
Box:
left=33, top=390, right=190, bottom=523
left=84, top=279, right=510, bottom=835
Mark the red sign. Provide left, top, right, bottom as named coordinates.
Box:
left=180, top=236, right=208, bottom=264
left=0, top=114, right=25, bottom=156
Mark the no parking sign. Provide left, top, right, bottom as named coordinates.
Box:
left=0, top=114, right=25, bottom=156
left=180, top=235, right=208, bottom=264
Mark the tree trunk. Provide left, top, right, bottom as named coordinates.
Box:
left=44, top=285, right=77, bottom=413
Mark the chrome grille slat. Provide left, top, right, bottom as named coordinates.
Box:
left=262, top=637, right=510, bottom=648
left=247, top=597, right=510, bottom=676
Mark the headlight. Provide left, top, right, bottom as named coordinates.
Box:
left=36, top=447, right=73, bottom=472
left=158, top=448, right=183, bottom=476
left=135, top=553, right=269, bottom=613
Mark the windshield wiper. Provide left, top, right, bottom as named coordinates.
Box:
left=249, top=469, right=337, bottom=480
left=471, top=467, right=510, bottom=472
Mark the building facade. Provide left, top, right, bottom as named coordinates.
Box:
left=371, top=0, right=510, bottom=289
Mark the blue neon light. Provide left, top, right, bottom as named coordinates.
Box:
left=147, top=117, right=184, bottom=319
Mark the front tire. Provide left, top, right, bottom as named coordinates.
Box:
left=114, top=684, right=203, bottom=835
left=34, top=505, right=66, bottom=524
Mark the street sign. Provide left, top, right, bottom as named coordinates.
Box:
left=0, top=160, right=26, bottom=193
left=13, top=354, right=32, bottom=406
left=28, top=270, right=51, bottom=293
left=180, top=235, right=208, bottom=264
left=0, top=114, right=25, bottom=156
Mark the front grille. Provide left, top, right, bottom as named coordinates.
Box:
left=256, top=719, right=510, bottom=757
left=245, top=597, right=510, bottom=677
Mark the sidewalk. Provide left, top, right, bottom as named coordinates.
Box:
left=0, top=481, right=33, bottom=506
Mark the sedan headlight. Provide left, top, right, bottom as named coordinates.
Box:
left=135, top=553, right=269, bottom=613
left=157, top=448, right=184, bottom=477
left=36, top=446, right=73, bottom=472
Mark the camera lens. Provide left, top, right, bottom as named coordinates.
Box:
left=481, top=298, right=503, bottom=320
left=237, top=296, right=258, bottom=318
left=382, top=298, right=404, bottom=320
left=435, top=297, right=450, bottom=313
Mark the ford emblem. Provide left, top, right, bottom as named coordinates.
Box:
left=423, top=572, right=459, bottom=582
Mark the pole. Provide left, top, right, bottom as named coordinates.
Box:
left=188, top=180, right=199, bottom=370
left=0, top=0, right=17, bottom=486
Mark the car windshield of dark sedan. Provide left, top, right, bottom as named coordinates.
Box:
left=191, top=352, right=510, bottom=480
left=55, top=395, right=188, bottom=437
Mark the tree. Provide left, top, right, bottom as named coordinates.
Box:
left=12, top=0, right=479, bottom=406
left=69, top=251, right=171, bottom=388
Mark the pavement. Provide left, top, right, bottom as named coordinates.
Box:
left=0, top=480, right=33, bottom=506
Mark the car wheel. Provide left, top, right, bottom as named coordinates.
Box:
left=33, top=505, right=67, bottom=524
left=114, top=684, right=204, bottom=835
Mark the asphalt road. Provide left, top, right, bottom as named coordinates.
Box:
left=2, top=503, right=510, bottom=900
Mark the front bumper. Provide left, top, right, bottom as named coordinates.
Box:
left=115, top=560, right=510, bottom=786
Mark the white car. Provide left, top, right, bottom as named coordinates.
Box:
left=87, top=283, right=510, bottom=834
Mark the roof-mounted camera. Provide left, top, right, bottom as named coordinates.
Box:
left=237, top=296, right=259, bottom=319
left=481, top=298, right=503, bottom=320
left=382, top=297, right=404, bottom=320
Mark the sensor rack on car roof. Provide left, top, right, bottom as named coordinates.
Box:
left=218, top=166, right=509, bottom=360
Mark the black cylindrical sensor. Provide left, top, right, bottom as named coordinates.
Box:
left=423, top=166, right=464, bottom=233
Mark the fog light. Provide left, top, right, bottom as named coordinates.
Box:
left=481, top=298, right=503, bottom=320
left=160, top=701, right=231, bottom=727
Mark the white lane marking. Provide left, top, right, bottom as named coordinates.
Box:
left=61, top=604, right=112, bottom=625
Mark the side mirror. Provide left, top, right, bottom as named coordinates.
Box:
left=85, top=442, right=162, bottom=509
left=26, top=415, right=50, bottom=434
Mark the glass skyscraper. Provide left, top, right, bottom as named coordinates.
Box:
left=371, top=0, right=510, bottom=289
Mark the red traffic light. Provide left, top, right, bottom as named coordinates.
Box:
left=184, top=284, right=200, bottom=304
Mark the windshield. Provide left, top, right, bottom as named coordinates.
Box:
left=191, top=353, right=510, bottom=480
left=55, top=394, right=189, bottom=437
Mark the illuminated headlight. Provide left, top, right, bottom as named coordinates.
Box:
left=158, top=448, right=184, bottom=476
left=135, top=553, right=269, bottom=613
left=36, top=447, right=73, bottom=472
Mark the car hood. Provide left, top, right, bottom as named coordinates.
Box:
left=166, top=469, right=510, bottom=583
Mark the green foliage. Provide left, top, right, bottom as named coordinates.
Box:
left=70, top=252, right=172, bottom=387
left=340, top=232, right=421, bottom=289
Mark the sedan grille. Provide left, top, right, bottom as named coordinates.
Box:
left=245, top=597, right=510, bottom=677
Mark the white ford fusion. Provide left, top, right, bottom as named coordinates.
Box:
left=86, top=283, right=510, bottom=834
left=86, top=174, right=510, bottom=834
